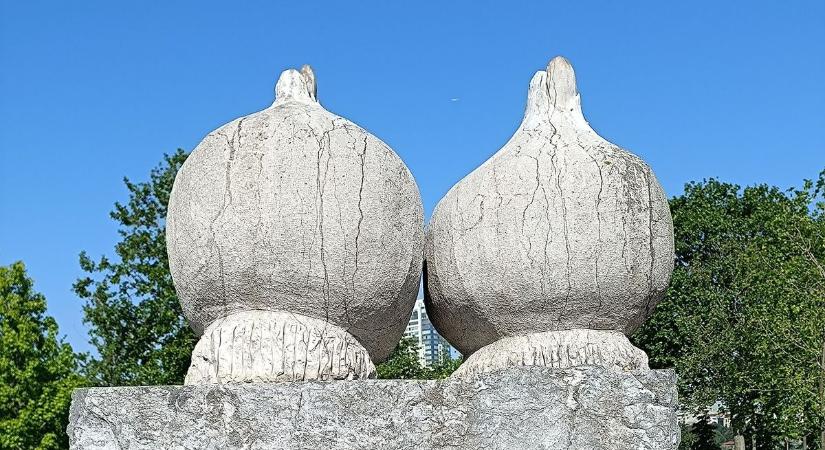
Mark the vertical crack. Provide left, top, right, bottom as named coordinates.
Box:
left=540, top=185, right=551, bottom=298
left=582, top=140, right=604, bottom=325
left=214, top=117, right=247, bottom=318
left=351, top=133, right=367, bottom=325
left=313, top=124, right=333, bottom=323
left=550, top=143, right=572, bottom=322
left=521, top=152, right=540, bottom=236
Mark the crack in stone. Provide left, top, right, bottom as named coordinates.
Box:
left=540, top=185, right=551, bottom=299
left=521, top=152, right=541, bottom=237
left=542, top=79, right=575, bottom=323
left=213, top=117, right=247, bottom=320
left=581, top=137, right=605, bottom=326
left=313, top=124, right=334, bottom=323
left=549, top=140, right=572, bottom=323
left=351, top=133, right=368, bottom=322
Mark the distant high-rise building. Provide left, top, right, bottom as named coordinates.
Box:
left=404, top=298, right=460, bottom=366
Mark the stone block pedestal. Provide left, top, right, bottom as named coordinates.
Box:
left=68, top=367, right=679, bottom=449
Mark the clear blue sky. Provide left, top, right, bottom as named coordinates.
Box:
left=1, top=1, right=823, bottom=354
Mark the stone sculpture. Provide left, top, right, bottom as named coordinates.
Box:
left=424, top=56, right=675, bottom=377
left=166, top=65, right=424, bottom=384
left=69, top=58, right=680, bottom=450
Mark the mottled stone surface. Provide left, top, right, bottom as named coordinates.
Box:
left=424, top=57, right=675, bottom=357
left=166, top=65, right=424, bottom=377
left=69, top=367, right=679, bottom=450
left=186, top=311, right=375, bottom=384
left=453, top=329, right=649, bottom=378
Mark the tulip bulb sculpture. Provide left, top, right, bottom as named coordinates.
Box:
left=166, top=66, right=424, bottom=384
left=424, top=57, right=674, bottom=377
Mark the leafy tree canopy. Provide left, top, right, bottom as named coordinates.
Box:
left=690, top=413, right=719, bottom=450
left=0, top=262, right=82, bottom=450
left=634, top=170, right=825, bottom=448
left=377, top=337, right=461, bottom=380
left=73, top=149, right=194, bottom=386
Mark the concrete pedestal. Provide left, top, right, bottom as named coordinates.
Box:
left=68, top=367, right=679, bottom=449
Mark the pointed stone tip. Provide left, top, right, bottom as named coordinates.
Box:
left=300, top=64, right=317, bottom=99
left=274, top=65, right=318, bottom=104
left=545, top=56, right=578, bottom=103
left=522, top=56, right=586, bottom=129
left=547, top=56, right=574, bottom=76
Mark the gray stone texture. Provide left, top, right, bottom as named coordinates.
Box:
left=185, top=311, right=375, bottom=384
left=69, top=367, right=679, bottom=449
left=166, top=65, right=424, bottom=371
left=452, top=329, right=649, bottom=379
left=424, top=57, right=675, bottom=358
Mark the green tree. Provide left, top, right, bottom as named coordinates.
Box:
left=633, top=171, right=825, bottom=449
left=0, top=262, right=83, bottom=450
left=73, top=149, right=195, bottom=386
left=428, top=351, right=463, bottom=379
left=691, top=413, right=719, bottom=450
left=714, top=425, right=733, bottom=447
left=376, top=337, right=462, bottom=379
left=680, top=423, right=698, bottom=450
left=376, top=337, right=430, bottom=379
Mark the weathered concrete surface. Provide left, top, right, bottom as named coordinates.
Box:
left=186, top=311, right=375, bottom=384
left=453, top=329, right=649, bottom=378
left=166, top=65, right=424, bottom=374
left=424, top=57, right=675, bottom=357
left=69, top=367, right=679, bottom=449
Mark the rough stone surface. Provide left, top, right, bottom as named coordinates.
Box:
left=453, top=329, right=649, bottom=378
left=424, top=56, right=675, bottom=357
left=186, top=310, right=375, bottom=384
left=166, top=65, right=424, bottom=373
left=68, top=367, right=679, bottom=449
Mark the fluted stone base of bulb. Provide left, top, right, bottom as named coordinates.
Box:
left=185, top=310, right=375, bottom=384
left=453, top=329, right=649, bottom=379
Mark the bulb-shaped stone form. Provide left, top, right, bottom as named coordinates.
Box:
left=167, top=65, right=423, bottom=384
left=424, top=57, right=674, bottom=377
